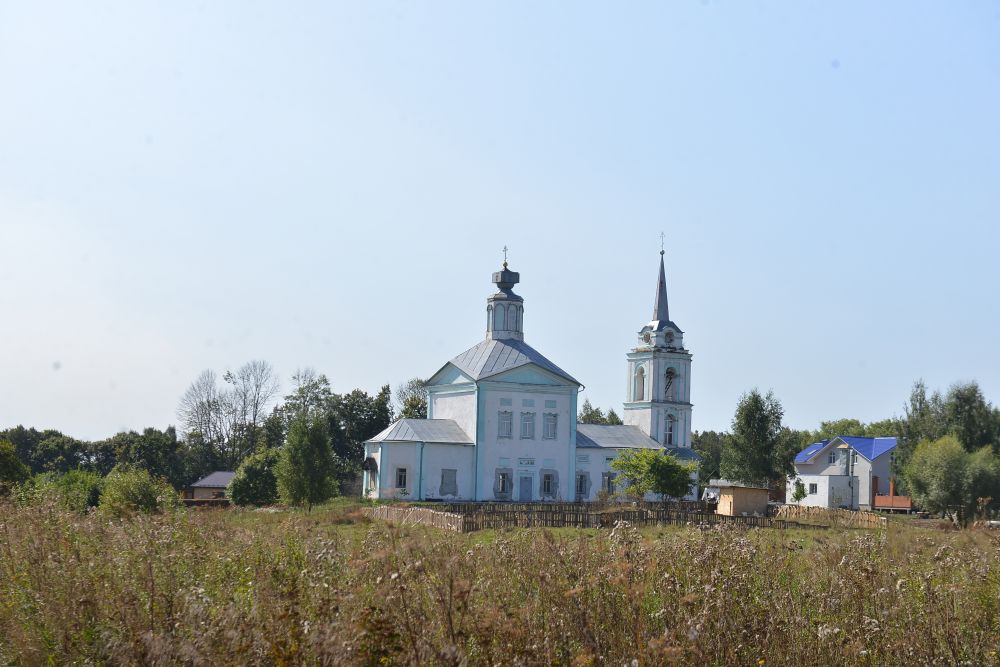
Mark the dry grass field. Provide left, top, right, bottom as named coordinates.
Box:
left=1, top=499, right=998, bottom=666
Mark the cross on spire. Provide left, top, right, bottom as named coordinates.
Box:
left=502, top=245, right=509, bottom=268
left=659, top=232, right=665, bottom=256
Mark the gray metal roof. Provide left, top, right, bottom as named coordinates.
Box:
left=576, top=424, right=662, bottom=449
left=367, top=419, right=473, bottom=444
left=644, top=253, right=682, bottom=334
left=191, top=471, right=235, bottom=488
left=664, top=446, right=702, bottom=462
left=447, top=338, right=580, bottom=385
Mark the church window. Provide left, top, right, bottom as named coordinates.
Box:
left=520, top=412, right=535, bottom=439
left=544, top=400, right=557, bottom=409
left=634, top=367, right=645, bottom=401
left=440, top=469, right=458, bottom=496
left=498, top=411, right=513, bottom=438
left=665, top=414, right=676, bottom=446
left=543, top=413, right=557, bottom=439
left=542, top=474, right=553, bottom=496
left=395, top=468, right=407, bottom=490
left=486, top=305, right=493, bottom=330
left=665, top=368, right=676, bottom=401
left=495, top=304, right=506, bottom=330
left=601, top=472, right=616, bottom=494
left=522, top=399, right=535, bottom=407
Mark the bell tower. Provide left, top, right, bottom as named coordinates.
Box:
left=623, top=249, right=693, bottom=447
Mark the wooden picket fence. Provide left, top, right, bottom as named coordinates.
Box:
left=776, top=504, right=887, bottom=529
left=368, top=504, right=828, bottom=533
left=368, top=505, right=466, bottom=531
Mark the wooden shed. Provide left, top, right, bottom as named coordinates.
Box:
left=711, top=478, right=770, bottom=516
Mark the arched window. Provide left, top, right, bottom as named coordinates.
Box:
left=665, top=414, right=676, bottom=446
left=495, top=304, right=506, bottom=330
left=634, top=367, right=645, bottom=401
left=486, top=305, right=493, bottom=330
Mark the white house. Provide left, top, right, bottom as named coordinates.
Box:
left=362, top=251, right=700, bottom=502
left=785, top=436, right=897, bottom=511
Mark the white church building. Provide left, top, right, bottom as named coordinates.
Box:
left=362, top=253, right=699, bottom=502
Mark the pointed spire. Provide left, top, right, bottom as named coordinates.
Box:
left=652, top=250, right=669, bottom=324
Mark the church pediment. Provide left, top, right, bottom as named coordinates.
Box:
left=488, top=364, right=572, bottom=387
left=427, top=363, right=475, bottom=386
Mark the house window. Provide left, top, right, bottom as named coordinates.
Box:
left=440, top=469, right=457, bottom=496
left=498, top=472, right=510, bottom=494
left=543, top=413, right=557, bottom=439
left=665, top=414, right=676, bottom=446
left=634, top=367, right=645, bottom=401
left=542, top=473, right=554, bottom=496
left=851, top=451, right=858, bottom=465
left=828, top=451, right=836, bottom=464
left=520, top=412, right=535, bottom=439
left=576, top=473, right=588, bottom=498
left=498, top=411, right=512, bottom=438
left=808, top=483, right=818, bottom=495
left=396, top=468, right=407, bottom=490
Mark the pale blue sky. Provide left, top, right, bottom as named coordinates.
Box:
left=2, top=1, right=999, bottom=440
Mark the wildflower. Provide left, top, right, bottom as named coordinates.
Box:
left=758, top=660, right=766, bottom=665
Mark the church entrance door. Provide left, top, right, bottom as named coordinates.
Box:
left=519, top=475, right=532, bottom=502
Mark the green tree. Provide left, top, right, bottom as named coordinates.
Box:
left=328, top=385, right=393, bottom=470
left=277, top=417, right=335, bottom=511
left=692, top=430, right=725, bottom=484
left=400, top=394, right=428, bottom=419
left=791, top=479, right=807, bottom=503
left=0, top=440, right=30, bottom=494
left=98, top=427, right=184, bottom=488
left=611, top=448, right=694, bottom=500
left=944, top=382, right=997, bottom=453
left=720, top=389, right=785, bottom=488
left=178, top=432, right=224, bottom=487
left=578, top=399, right=606, bottom=424
left=395, top=378, right=427, bottom=419
left=965, top=447, right=1000, bottom=518
left=605, top=409, right=623, bottom=425
left=229, top=448, right=280, bottom=506
left=895, top=380, right=947, bottom=484
left=904, top=436, right=970, bottom=523
left=30, top=435, right=87, bottom=474
left=283, top=368, right=334, bottom=421
left=649, top=452, right=696, bottom=499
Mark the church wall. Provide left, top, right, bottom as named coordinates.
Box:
left=368, top=441, right=475, bottom=501
left=420, top=444, right=476, bottom=501
left=428, top=387, right=477, bottom=441
left=475, top=381, right=576, bottom=501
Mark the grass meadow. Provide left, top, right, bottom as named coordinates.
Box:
left=1, top=499, right=998, bottom=666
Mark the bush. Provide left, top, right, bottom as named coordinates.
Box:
left=99, top=466, right=179, bottom=518
left=15, top=470, right=104, bottom=512
left=229, top=448, right=280, bottom=506
left=0, top=439, right=30, bottom=495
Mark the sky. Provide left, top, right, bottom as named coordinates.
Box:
left=2, top=1, right=999, bottom=441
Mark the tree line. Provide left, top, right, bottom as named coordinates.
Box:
left=578, top=379, right=1000, bottom=521
left=0, top=361, right=430, bottom=508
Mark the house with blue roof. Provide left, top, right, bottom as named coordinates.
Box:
left=786, top=436, right=898, bottom=510
left=362, top=252, right=700, bottom=502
